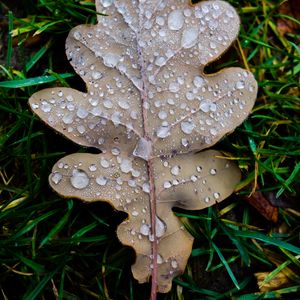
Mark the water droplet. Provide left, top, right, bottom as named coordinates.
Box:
left=132, top=210, right=139, bottom=217
left=169, top=82, right=180, bottom=93
left=100, top=158, right=110, bottom=169
left=140, top=224, right=150, bottom=236
left=142, top=182, right=150, bottom=193
left=96, top=176, right=107, bottom=186
left=133, top=138, right=152, bottom=161
left=100, top=0, right=113, bottom=7
left=89, top=164, right=97, bottom=172
left=210, top=41, right=217, bottom=49
left=51, top=172, right=62, bottom=185
left=210, top=168, right=217, bottom=175
left=163, top=181, right=172, bottom=189
left=111, top=112, right=121, bottom=126
left=181, top=27, right=198, bottom=48
left=236, top=80, right=245, bottom=90
left=168, top=10, right=184, bottom=31
left=200, top=100, right=211, bottom=113
left=103, top=53, right=121, bottom=68
left=156, top=216, right=166, bottom=237
left=191, top=175, right=198, bottom=182
left=156, top=16, right=165, bottom=26
left=156, top=125, right=170, bottom=138
left=73, top=31, right=81, bottom=40
left=118, top=100, right=130, bottom=109
left=91, top=71, right=102, bottom=80
left=193, top=76, right=205, bottom=88
left=171, top=165, right=180, bottom=176
left=41, top=101, right=51, bottom=113
left=103, top=99, right=113, bottom=109
left=157, top=254, right=163, bottom=264
left=204, top=196, right=210, bottom=203
left=130, top=111, right=138, bottom=120
left=70, top=169, right=89, bottom=189
left=213, top=192, right=220, bottom=199
left=62, top=114, right=73, bottom=124
left=77, top=125, right=86, bottom=134
left=158, top=111, right=167, bottom=120
left=120, top=159, right=133, bottom=173
left=181, top=138, right=189, bottom=147
left=31, top=103, right=39, bottom=109
left=98, top=138, right=105, bottom=145
left=155, top=56, right=166, bottom=66
left=210, top=103, right=217, bottom=112
left=171, top=259, right=178, bottom=269
left=128, top=179, right=136, bottom=187
left=77, top=107, right=89, bottom=119
left=210, top=128, right=217, bottom=136
left=181, top=121, right=195, bottom=134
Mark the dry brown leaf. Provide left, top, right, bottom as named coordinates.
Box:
left=255, top=272, right=290, bottom=292
left=29, top=0, right=257, bottom=295
left=277, top=0, right=300, bottom=36
left=245, top=190, right=279, bottom=223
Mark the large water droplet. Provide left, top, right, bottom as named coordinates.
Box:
left=91, top=71, right=102, bottom=80
left=77, top=107, right=89, bottom=119
left=168, top=10, right=184, bottom=31
left=103, top=53, right=121, bottom=68
left=163, top=181, right=172, bottom=189
left=140, top=224, right=150, bottom=236
left=155, top=216, right=166, bottom=238
left=181, top=27, right=198, bottom=48
left=96, top=176, right=107, bottom=186
left=142, top=182, right=150, bottom=193
left=51, top=172, right=62, bottom=185
left=181, top=121, right=195, bottom=134
left=133, top=138, right=152, bottom=161
left=120, top=159, right=133, bottom=173
left=118, top=100, right=130, bottom=109
left=41, top=101, right=51, bottom=113
left=156, top=125, right=170, bottom=138
left=62, top=114, right=73, bottom=124
left=199, top=100, right=211, bottom=113
left=158, top=111, right=167, bottom=120
left=100, top=158, right=110, bottom=169
left=70, top=169, right=89, bottom=189
left=171, top=165, right=180, bottom=176
left=193, top=75, right=205, bottom=88
left=100, top=0, right=113, bottom=7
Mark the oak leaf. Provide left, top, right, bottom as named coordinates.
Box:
left=29, top=0, right=257, bottom=295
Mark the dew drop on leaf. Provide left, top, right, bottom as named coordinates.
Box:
left=168, top=10, right=184, bottom=31
left=51, top=172, right=62, bottom=185
left=96, top=176, right=108, bottom=186
left=70, top=169, right=89, bottom=189
left=155, top=216, right=166, bottom=238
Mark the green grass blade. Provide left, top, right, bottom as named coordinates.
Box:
left=212, top=242, right=240, bottom=290
left=0, top=73, right=74, bottom=88
left=6, top=11, right=13, bottom=66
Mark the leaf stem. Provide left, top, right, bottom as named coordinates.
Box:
left=137, top=4, right=158, bottom=298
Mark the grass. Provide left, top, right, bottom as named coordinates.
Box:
left=0, top=0, right=299, bottom=299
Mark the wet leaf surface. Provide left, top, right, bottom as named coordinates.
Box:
left=29, top=0, right=257, bottom=294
